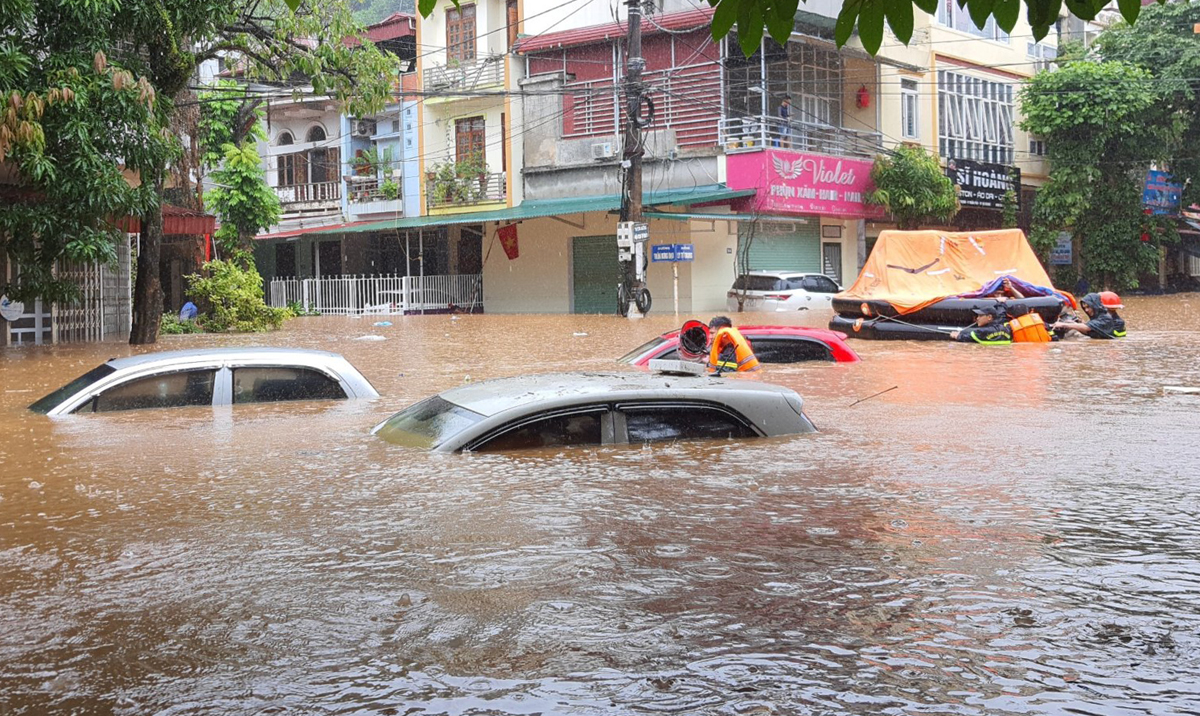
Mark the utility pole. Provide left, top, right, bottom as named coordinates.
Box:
left=617, top=0, right=650, bottom=316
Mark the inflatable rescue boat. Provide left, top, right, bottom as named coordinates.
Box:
left=829, top=229, right=1073, bottom=341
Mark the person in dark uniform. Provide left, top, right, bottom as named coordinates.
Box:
left=950, top=304, right=1012, bottom=345
left=1052, top=293, right=1118, bottom=339
left=1100, top=291, right=1127, bottom=337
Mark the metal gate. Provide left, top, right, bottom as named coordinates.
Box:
left=571, top=235, right=620, bottom=314
left=822, top=242, right=843, bottom=284
left=737, top=221, right=821, bottom=273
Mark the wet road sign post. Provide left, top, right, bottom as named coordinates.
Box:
left=650, top=244, right=694, bottom=314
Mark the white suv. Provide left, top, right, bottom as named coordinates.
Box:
left=726, top=272, right=842, bottom=312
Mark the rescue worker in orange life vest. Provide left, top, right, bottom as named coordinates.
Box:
left=707, top=316, right=761, bottom=373
left=1052, top=293, right=1118, bottom=339
left=950, top=304, right=1013, bottom=344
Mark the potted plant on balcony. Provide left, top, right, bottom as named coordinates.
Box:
left=455, top=153, right=488, bottom=201
left=380, top=179, right=400, bottom=200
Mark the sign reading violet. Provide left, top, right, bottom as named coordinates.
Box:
left=726, top=150, right=886, bottom=219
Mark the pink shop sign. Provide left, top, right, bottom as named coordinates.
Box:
left=726, top=150, right=886, bottom=220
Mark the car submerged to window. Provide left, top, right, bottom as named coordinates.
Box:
left=29, top=348, right=379, bottom=416
left=619, top=325, right=860, bottom=366
left=372, top=371, right=817, bottom=453
left=727, top=272, right=842, bottom=312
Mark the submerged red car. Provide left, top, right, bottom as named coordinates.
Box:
left=618, top=325, right=861, bottom=367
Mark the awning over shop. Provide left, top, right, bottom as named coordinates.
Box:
left=257, top=185, right=755, bottom=239
left=255, top=221, right=380, bottom=241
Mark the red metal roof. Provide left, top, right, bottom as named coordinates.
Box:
left=515, top=7, right=715, bottom=54
left=1, top=186, right=215, bottom=235
left=254, top=221, right=379, bottom=241
left=366, top=12, right=415, bottom=42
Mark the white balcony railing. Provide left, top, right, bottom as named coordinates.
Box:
left=269, top=274, right=483, bottom=315
left=426, top=172, right=506, bottom=209
left=274, top=181, right=341, bottom=205
left=718, top=116, right=883, bottom=159
left=424, top=55, right=504, bottom=92
left=347, top=179, right=401, bottom=203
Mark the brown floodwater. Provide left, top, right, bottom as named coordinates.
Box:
left=2, top=295, right=1200, bottom=715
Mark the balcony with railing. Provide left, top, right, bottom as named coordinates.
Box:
left=426, top=172, right=506, bottom=212
left=423, top=55, right=504, bottom=94
left=346, top=178, right=404, bottom=218
left=274, top=181, right=341, bottom=207
left=718, top=116, right=882, bottom=160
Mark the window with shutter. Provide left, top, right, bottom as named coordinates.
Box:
left=447, top=4, right=476, bottom=62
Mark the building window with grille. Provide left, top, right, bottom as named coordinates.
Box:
left=901, top=78, right=919, bottom=139
left=455, top=116, right=485, bottom=164
left=937, top=69, right=1014, bottom=164
left=936, top=0, right=1009, bottom=42
left=1029, top=137, right=1046, bottom=157
left=447, top=4, right=476, bottom=62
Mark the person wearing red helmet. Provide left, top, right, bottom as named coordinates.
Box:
left=1100, top=291, right=1127, bottom=337
left=1052, top=293, right=1118, bottom=339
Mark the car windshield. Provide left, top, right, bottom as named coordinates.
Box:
left=617, top=335, right=669, bottom=364
left=732, top=275, right=786, bottom=292
left=28, top=364, right=117, bottom=414
left=374, top=396, right=484, bottom=449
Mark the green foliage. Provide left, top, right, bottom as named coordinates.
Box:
left=198, top=81, right=265, bottom=169
left=427, top=155, right=488, bottom=204
left=866, top=145, right=959, bottom=230
left=205, top=142, right=282, bottom=252
left=1001, top=189, right=1018, bottom=229
left=355, top=145, right=395, bottom=176
left=160, top=314, right=205, bottom=334
left=286, top=300, right=320, bottom=316
left=380, top=179, right=400, bottom=200
left=412, top=0, right=1162, bottom=56
left=185, top=254, right=290, bottom=332
left=1020, top=55, right=1174, bottom=289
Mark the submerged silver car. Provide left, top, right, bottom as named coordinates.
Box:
left=30, top=348, right=379, bottom=416
left=372, top=371, right=816, bottom=452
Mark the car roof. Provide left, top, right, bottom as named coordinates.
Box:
left=439, top=371, right=796, bottom=418
left=658, top=325, right=849, bottom=342
left=105, top=347, right=349, bottom=370
left=739, top=271, right=826, bottom=278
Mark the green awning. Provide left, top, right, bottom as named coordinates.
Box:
left=310, top=184, right=754, bottom=236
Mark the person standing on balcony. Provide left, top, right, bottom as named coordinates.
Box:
left=778, top=95, right=793, bottom=149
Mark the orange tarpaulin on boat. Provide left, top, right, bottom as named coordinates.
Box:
left=838, top=229, right=1058, bottom=315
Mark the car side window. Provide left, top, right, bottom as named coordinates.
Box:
left=623, top=405, right=755, bottom=444
left=475, top=411, right=604, bottom=452
left=812, top=276, right=840, bottom=293
left=750, top=338, right=834, bottom=363
left=785, top=277, right=807, bottom=290
left=92, top=370, right=216, bottom=413
left=232, top=367, right=346, bottom=404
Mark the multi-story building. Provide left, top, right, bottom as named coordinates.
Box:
left=252, top=13, right=427, bottom=282
left=874, top=4, right=1057, bottom=241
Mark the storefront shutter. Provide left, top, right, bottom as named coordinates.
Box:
left=738, top=221, right=821, bottom=273
left=571, top=235, right=620, bottom=314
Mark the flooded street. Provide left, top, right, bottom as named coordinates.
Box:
left=3, top=295, right=1200, bottom=715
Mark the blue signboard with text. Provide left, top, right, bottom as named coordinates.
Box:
left=1143, top=170, right=1183, bottom=215
left=651, top=244, right=694, bottom=262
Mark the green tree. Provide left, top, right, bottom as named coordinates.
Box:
left=1019, top=53, right=1175, bottom=290
left=206, top=143, right=281, bottom=253
left=0, top=0, right=173, bottom=305
left=866, top=145, right=959, bottom=230
left=1097, top=2, right=1200, bottom=208
left=410, top=0, right=1162, bottom=57
left=1, top=0, right=398, bottom=344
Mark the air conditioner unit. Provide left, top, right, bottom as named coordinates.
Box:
left=591, top=141, right=615, bottom=160
left=351, top=119, right=376, bottom=138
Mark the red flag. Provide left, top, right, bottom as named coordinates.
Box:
left=498, top=224, right=519, bottom=260
left=204, top=233, right=212, bottom=261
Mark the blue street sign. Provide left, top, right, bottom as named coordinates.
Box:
left=651, top=244, right=694, bottom=262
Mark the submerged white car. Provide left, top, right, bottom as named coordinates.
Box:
left=726, top=272, right=842, bottom=312
left=30, top=348, right=379, bottom=416
left=372, top=371, right=817, bottom=453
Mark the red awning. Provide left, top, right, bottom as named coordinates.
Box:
left=117, top=205, right=217, bottom=235
left=515, top=7, right=714, bottom=54
left=254, top=221, right=379, bottom=241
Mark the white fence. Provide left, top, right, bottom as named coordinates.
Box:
left=268, top=273, right=483, bottom=315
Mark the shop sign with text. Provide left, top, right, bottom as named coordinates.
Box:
left=726, top=150, right=886, bottom=219
left=945, top=159, right=1019, bottom=210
